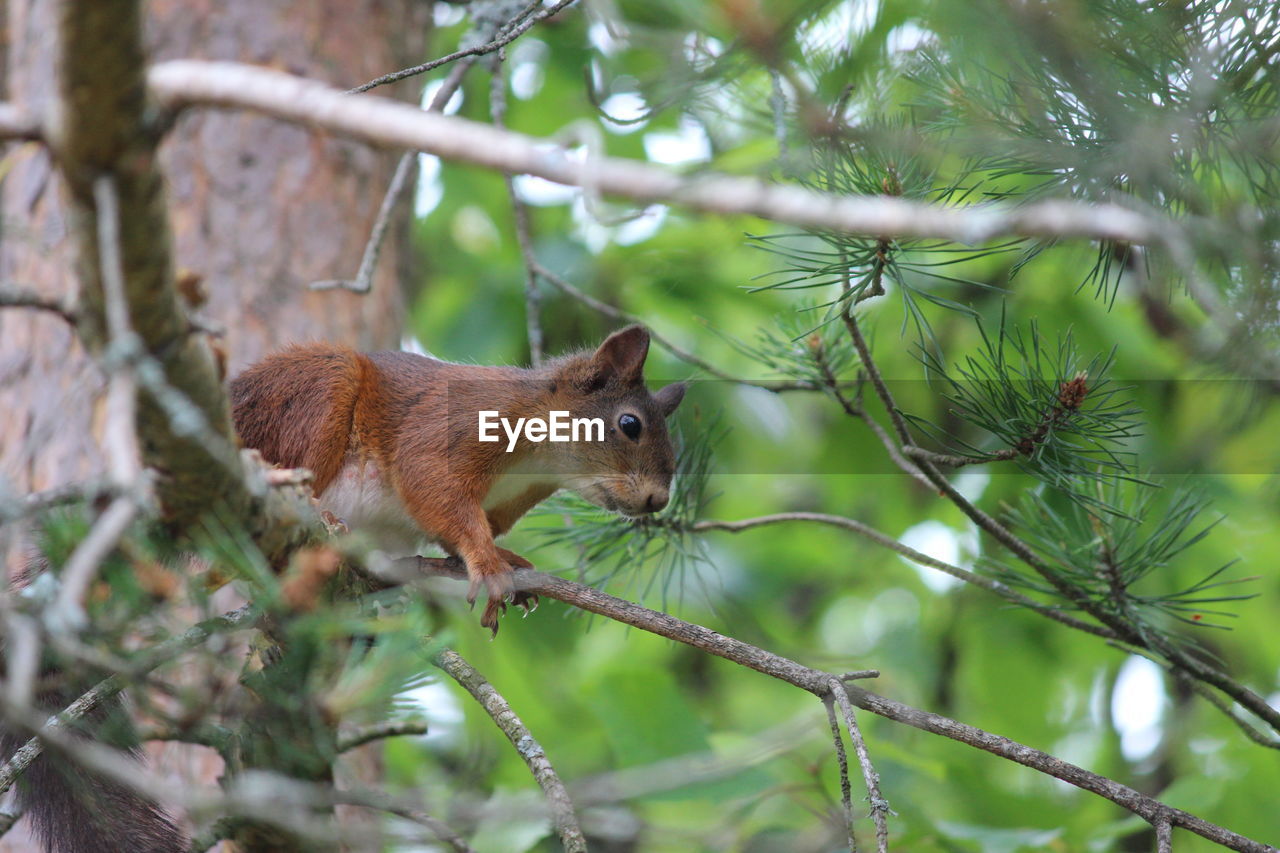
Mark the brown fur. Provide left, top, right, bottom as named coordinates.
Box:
left=230, top=326, right=685, bottom=633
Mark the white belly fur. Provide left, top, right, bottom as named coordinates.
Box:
left=321, top=457, right=563, bottom=553
left=321, top=459, right=423, bottom=554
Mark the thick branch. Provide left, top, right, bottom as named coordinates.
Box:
left=148, top=61, right=1166, bottom=247
left=54, top=0, right=252, bottom=530
left=392, top=558, right=1275, bottom=853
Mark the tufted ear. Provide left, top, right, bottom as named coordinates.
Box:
left=590, top=325, right=650, bottom=385
left=653, top=382, right=686, bottom=417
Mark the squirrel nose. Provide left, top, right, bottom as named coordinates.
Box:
left=644, top=489, right=669, bottom=513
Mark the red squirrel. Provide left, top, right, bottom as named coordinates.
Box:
left=230, top=325, right=685, bottom=633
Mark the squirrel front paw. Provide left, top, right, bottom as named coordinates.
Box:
left=466, top=552, right=538, bottom=635
left=468, top=569, right=515, bottom=637
left=495, top=548, right=539, bottom=615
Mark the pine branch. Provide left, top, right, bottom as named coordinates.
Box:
left=838, top=306, right=1280, bottom=739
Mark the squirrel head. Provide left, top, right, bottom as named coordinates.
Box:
left=545, top=325, right=685, bottom=516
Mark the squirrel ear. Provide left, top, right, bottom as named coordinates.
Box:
left=591, top=325, right=650, bottom=384
left=653, top=382, right=686, bottom=417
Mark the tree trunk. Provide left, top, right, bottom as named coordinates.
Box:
left=0, top=0, right=426, bottom=847
left=1, top=0, right=424, bottom=556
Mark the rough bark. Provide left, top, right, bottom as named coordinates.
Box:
left=1, top=0, right=424, bottom=555
left=0, top=1, right=426, bottom=849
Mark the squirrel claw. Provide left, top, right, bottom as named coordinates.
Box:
left=480, top=599, right=504, bottom=638
left=512, top=591, right=539, bottom=616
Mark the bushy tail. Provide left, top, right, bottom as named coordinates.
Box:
left=0, top=685, right=187, bottom=853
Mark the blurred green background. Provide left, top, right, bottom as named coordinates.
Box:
left=373, top=1, right=1280, bottom=850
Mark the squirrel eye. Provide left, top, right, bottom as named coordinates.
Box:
left=618, top=413, right=642, bottom=440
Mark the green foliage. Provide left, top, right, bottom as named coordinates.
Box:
left=990, top=481, right=1256, bottom=637
left=532, top=417, right=720, bottom=608
left=15, top=1, right=1280, bottom=851
left=401, top=1, right=1280, bottom=849
left=910, top=308, right=1144, bottom=504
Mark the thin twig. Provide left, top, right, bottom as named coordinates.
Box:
left=337, top=720, right=430, bottom=753
left=6, top=481, right=118, bottom=519
left=318, top=0, right=558, bottom=295
left=839, top=309, right=914, bottom=448
left=830, top=678, right=890, bottom=853
left=691, top=513, right=1116, bottom=639
left=434, top=648, right=587, bottom=853
left=811, top=339, right=931, bottom=487
left=46, top=496, right=139, bottom=632
left=492, top=66, right=544, bottom=365
left=346, top=0, right=578, bottom=95
left=311, top=151, right=415, bottom=294
left=902, top=445, right=1018, bottom=468
left=314, top=58, right=470, bottom=294
left=841, top=671, right=881, bottom=682
left=824, top=697, right=858, bottom=853
left=48, top=176, right=147, bottom=631
left=534, top=261, right=815, bottom=391
left=0, top=284, right=77, bottom=325
left=338, top=787, right=476, bottom=853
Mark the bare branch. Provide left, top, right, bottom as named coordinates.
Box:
left=534, top=261, right=815, bottom=391
left=310, top=150, right=416, bottom=294
left=824, top=698, right=858, bottom=853
left=385, top=558, right=1274, bottom=853
left=434, top=648, right=587, bottom=853
left=46, top=496, right=139, bottom=632
left=2, top=481, right=118, bottom=521
left=337, top=720, right=430, bottom=753
left=346, top=0, right=579, bottom=95
left=47, top=175, right=149, bottom=632
left=691, top=513, right=1116, bottom=639
left=829, top=678, right=890, bottom=853
left=492, top=67, right=544, bottom=366
left=902, top=445, right=1018, bottom=468
left=148, top=61, right=1168, bottom=248
left=811, top=340, right=931, bottom=486
left=316, top=0, right=543, bottom=296
left=1157, top=816, right=1174, bottom=853
left=0, top=285, right=77, bottom=326
left=337, top=787, right=476, bottom=853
